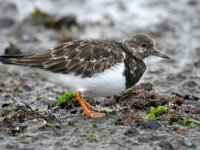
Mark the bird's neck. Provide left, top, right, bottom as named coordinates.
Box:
left=123, top=54, right=146, bottom=88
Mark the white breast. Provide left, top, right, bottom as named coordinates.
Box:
left=46, top=62, right=126, bottom=97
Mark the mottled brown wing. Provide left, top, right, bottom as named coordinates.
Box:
left=12, top=39, right=124, bottom=78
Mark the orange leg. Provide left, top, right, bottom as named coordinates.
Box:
left=74, top=91, right=105, bottom=118
left=84, top=100, right=93, bottom=110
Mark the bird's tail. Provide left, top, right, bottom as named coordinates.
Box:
left=0, top=55, right=24, bottom=65
left=1, top=50, right=52, bottom=68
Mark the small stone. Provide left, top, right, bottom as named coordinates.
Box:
left=32, top=118, right=38, bottom=122
left=181, top=80, right=198, bottom=88
left=194, top=60, right=200, bottom=68
left=176, top=138, right=197, bottom=148
left=4, top=43, right=21, bottom=55
left=158, top=140, right=174, bottom=150
left=187, top=0, right=197, bottom=5
left=176, top=129, right=185, bottom=135
left=124, top=127, right=139, bottom=137
left=54, top=15, right=77, bottom=29
left=141, top=119, right=162, bottom=130
left=0, top=18, right=15, bottom=28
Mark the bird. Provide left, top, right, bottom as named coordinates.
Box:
left=0, top=34, right=170, bottom=118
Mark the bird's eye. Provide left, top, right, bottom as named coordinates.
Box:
left=140, top=43, right=147, bottom=48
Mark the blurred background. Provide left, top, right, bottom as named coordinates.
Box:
left=0, top=0, right=200, bottom=94
left=0, top=1, right=200, bottom=149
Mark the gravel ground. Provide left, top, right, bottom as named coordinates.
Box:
left=0, top=0, right=200, bottom=150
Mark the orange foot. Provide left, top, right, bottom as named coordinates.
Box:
left=74, top=91, right=105, bottom=118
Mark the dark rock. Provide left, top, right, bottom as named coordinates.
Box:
left=194, top=60, right=200, bottom=68
left=181, top=80, right=198, bottom=88
left=54, top=15, right=77, bottom=29
left=141, top=119, right=162, bottom=130
left=138, top=135, right=163, bottom=143
left=187, top=0, right=197, bottom=5
left=158, top=140, right=174, bottom=150
left=4, top=43, right=21, bottom=55
left=2, top=103, right=12, bottom=108
left=0, top=18, right=15, bottom=28
left=124, top=127, right=139, bottom=137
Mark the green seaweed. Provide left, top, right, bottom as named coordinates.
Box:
left=45, top=122, right=53, bottom=127
left=146, top=106, right=168, bottom=119
left=91, top=123, right=98, bottom=128
left=90, top=133, right=96, bottom=140
left=56, top=91, right=74, bottom=107
left=4, top=70, right=13, bottom=76
left=124, top=88, right=133, bottom=94
left=36, top=96, right=41, bottom=101
left=100, top=110, right=108, bottom=114
left=100, top=107, right=114, bottom=114
left=179, top=119, right=200, bottom=126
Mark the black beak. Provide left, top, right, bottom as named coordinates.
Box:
left=153, top=50, right=170, bottom=59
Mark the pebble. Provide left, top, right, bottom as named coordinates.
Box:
left=158, top=140, right=174, bottom=150
left=0, top=18, right=15, bottom=28
left=124, top=127, right=139, bottom=137
left=141, top=119, right=162, bottom=130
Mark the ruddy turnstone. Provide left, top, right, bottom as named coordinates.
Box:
left=0, top=34, right=170, bottom=118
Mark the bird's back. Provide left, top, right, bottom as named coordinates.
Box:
left=0, top=39, right=125, bottom=78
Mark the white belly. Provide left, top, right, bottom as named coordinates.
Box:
left=46, top=63, right=126, bottom=97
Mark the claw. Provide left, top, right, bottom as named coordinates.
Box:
left=83, top=111, right=105, bottom=118
left=74, top=91, right=105, bottom=118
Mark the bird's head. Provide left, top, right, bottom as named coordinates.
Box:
left=123, top=34, right=170, bottom=60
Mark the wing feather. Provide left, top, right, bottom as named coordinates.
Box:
left=10, top=39, right=124, bottom=78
